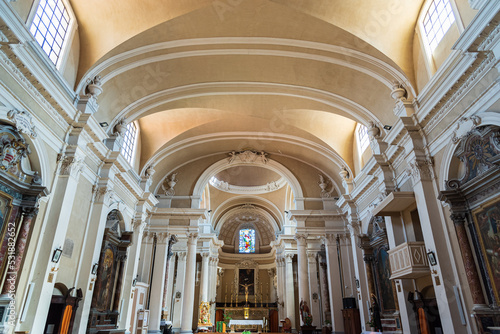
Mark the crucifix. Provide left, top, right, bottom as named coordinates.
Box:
left=240, top=283, right=254, bottom=305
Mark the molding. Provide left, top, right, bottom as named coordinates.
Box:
left=112, top=81, right=380, bottom=129
left=189, top=156, right=305, bottom=208
left=209, top=176, right=287, bottom=195
left=0, top=50, right=69, bottom=130
left=422, top=53, right=496, bottom=134
left=77, top=37, right=414, bottom=96
left=453, top=1, right=500, bottom=51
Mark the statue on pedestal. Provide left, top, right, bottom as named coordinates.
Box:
left=299, top=299, right=312, bottom=326
left=198, top=301, right=212, bottom=327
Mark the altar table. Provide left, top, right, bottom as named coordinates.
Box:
left=229, top=320, right=264, bottom=332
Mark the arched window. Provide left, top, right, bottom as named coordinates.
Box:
left=422, top=0, right=456, bottom=52
left=29, top=0, right=73, bottom=67
left=121, top=122, right=137, bottom=164
left=357, top=124, right=369, bottom=153
left=239, top=229, right=256, bottom=253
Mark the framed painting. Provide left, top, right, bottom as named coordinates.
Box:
left=472, top=197, right=500, bottom=304
left=373, top=246, right=397, bottom=313
left=238, top=268, right=255, bottom=295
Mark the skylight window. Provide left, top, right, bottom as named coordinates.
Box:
left=358, top=125, right=370, bottom=153
left=29, top=0, right=71, bottom=66
left=121, top=123, right=137, bottom=164
left=422, top=0, right=456, bottom=52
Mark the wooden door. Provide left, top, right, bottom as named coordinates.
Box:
left=269, top=309, right=279, bottom=332
left=216, top=309, right=224, bottom=325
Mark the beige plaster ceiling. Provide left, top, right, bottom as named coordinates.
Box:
left=70, top=0, right=423, bottom=85
left=66, top=0, right=430, bottom=200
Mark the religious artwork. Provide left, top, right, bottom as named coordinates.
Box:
left=239, top=229, right=255, bottom=253
left=373, top=246, right=396, bottom=312
left=95, top=244, right=116, bottom=311
left=460, top=135, right=497, bottom=183
left=198, top=301, right=212, bottom=326
left=472, top=197, right=500, bottom=304
left=239, top=268, right=254, bottom=295
left=299, top=299, right=312, bottom=325
left=0, top=125, right=36, bottom=184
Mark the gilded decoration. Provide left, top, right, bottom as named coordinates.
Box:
left=198, top=301, right=212, bottom=326
left=456, top=127, right=499, bottom=184
left=0, top=124, right=38, bottom=184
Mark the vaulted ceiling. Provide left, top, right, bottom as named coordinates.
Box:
left=68, top=0, right=426, bottom=209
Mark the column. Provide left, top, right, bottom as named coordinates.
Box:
left=163, top=248, right=177, bottom=321
left=198, top=252, right=211, bottom=329
left=180, top=233, right=199, bottom=334
left=268, top=269, right=277, bottom=305
left=120, top=219, right=147, bottom=332
left=450, top=212, right=486, bottom=306
left=318, top=255, right=331, bottom=324
left=112, top=253, right=127, bottom=312
left=2, top=207, right=36, bottom=291
left=323, top=234, right=344, bottom=334
left=172, top=251, right=187, bottom=330
left=346, top=229, right=370, bottom=330
left=149, top=233, right=170, bottom=333
left=295, top=234, right=310, bottom=326
left=307, top=252, right=321, bottom=327
left=284, top=253, right=296, bottom=332
left=209, top=255, right=219, bottom=325
left=278, top=257, right=286, bottom=320
left=138, top=232, right=155, bottom=282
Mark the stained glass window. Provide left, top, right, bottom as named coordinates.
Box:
left=239, top=229, right=255, bottom=253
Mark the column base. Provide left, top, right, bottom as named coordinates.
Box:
left=148, top=331, right=163, bottom=334
left=180, top=330, right=193, bottom=334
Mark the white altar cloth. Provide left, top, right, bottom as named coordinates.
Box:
left=229, top=320, right=264, bottom=327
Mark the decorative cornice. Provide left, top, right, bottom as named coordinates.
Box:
left=209, top=176, right=286, bottom=194
left=0, top=50, right=68, bottom=129
left=422, top=53, right=496, bottom=133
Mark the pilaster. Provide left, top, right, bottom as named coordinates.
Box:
left=149, top=232, right=170, bottom=333
left=307, top=251, right=321, bottom=327
left=180, top=232, right=199, bottom=334
left=172, top=251, right=187, bottom=329
left=323, top=234, right=344, bottom=334
left=284, top=252, right=296, bottom=332
left=24, top=149, right=85, bottom=332
left=402, top=117, right=468, bottom=333
left=295, top=233, right=310, bottom=326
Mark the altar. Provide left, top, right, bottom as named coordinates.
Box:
left=229, top=319, right=264, bottom=332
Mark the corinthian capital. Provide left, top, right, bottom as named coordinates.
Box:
left=322, top=233, right=337, bottom=246
left=294, top=233, right=308, bottom=246
left=187, top=232, right=199, bottom=245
